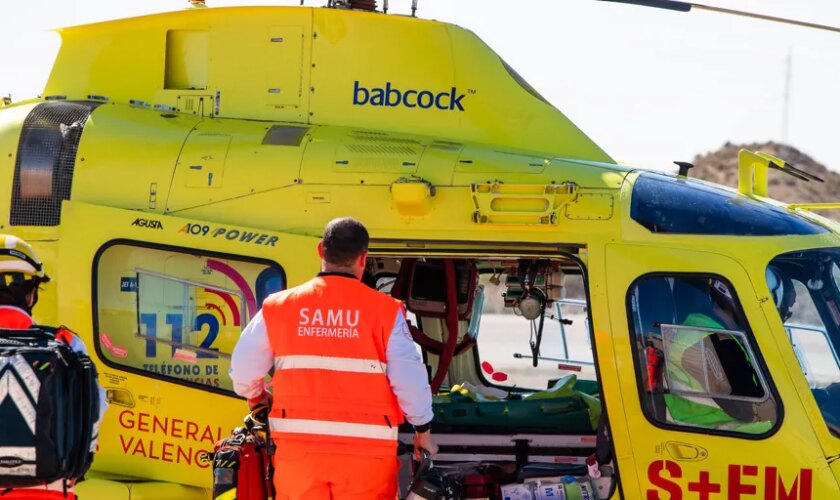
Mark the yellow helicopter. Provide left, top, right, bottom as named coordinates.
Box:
left=1, top=0, right=840, bottom=498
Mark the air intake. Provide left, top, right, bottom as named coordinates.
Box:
left=10, top=101, right=100, bottom=226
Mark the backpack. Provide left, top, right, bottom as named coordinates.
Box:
left=0, top=326, right=100, bottom=488
left=212, top=409, right=275, bottom=500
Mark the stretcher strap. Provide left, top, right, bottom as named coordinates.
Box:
left=430, top=260, right=459, bottom=394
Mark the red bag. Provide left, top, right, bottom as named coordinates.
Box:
left=212, top=410, right=274, bottom=500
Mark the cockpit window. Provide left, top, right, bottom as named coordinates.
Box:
left=630, top=173, right=828, bottom=236
left=629, top=275, right=778, bottom=435
left=766, top=249, right=840, bottom=437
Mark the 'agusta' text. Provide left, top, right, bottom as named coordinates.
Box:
left=298, top=308, right=360, bottom=338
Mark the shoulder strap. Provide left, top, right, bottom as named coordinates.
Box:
left=54, top=327, right=75, bottom=346
left=29, top=324, right=76, bottom=346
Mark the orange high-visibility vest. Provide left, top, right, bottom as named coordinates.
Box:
left=262, top=273, right=405, bottom=456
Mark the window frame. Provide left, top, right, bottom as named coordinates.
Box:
left=91, top=238, right=286, bottom=397
left=784, top=324, right=840, bottom=387
left=625, top=272, right=784, bottom=440
left=367, top=244, right=599, bottom=395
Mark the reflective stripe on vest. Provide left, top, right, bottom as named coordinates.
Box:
left=274, top=354, right=386, bottom=374
left=269, top=418, right=398, bottom=441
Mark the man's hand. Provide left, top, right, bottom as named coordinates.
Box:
left=247, top=391, right=272, bottom=411
left=413, top=430, right=437, bottom=459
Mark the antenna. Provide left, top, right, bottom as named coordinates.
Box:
left=782, top=48, right=792, bottom=143
left=411, top=0, right=418, bottom=17
left=674, top=161, right=694, bottom=178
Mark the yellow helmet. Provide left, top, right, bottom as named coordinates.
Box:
left=0, top=235, right=50, bottom=284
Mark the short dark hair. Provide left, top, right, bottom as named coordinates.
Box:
left=322, top=217, right=369, bottom=267
left=0, top=278, right=38, bottom=312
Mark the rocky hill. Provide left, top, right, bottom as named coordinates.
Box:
left=691, top=142, right=840, bottom=220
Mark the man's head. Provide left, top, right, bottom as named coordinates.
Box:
left=0, top=235, right=50, bottom=313
left=317, top=217, right=369, bottom=278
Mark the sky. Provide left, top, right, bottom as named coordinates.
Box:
left=2, top=0, right=840, bottom=172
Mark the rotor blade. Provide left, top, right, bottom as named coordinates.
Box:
left=694, top=3, right=840, bottom=34
left=600, top=0, right=840, bottom=34
left=598, top=0, right=691, bottom=12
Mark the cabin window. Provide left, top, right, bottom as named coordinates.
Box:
left=474, top=272, right=597, bottom=390
left=94, top=243, right=284, bottom=394
left=628, top=275, right=778, bottom=435
left=766, top=249, right=840, bottom=437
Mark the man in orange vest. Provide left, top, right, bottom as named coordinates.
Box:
left=230, top=217, right=436, bottom=498
left=0, top=235, right=107, bottom=499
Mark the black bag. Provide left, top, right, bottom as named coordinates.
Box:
left=0, top=326, right=100, bottom=488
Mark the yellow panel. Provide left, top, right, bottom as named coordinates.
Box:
left=309, top=10, right=458, bottom=133
left=564, top=192, right=614, bottom=221
left=42, top=7, right=608, bottom=157
left=605, top=244, right=840, bottom=498
left=179, top=133, right=231, bottom=188
left=72, top=104, right=201, bottom=212
left=209, top=12, right=312, bottom=122
left=75, top=479, right=130, bottom=499
left=166, top=119, right=304, bottom=212
left=177, top=94, right=213, bottom=117
left=129, top=482, right=210, bottom=500
left=301, top=126, right=425, bottom=184
left=266, top=26, right=304, bottom=106
left=165, top=30, right=209, bottom=90
left=456, top=147, right=547, bottom=174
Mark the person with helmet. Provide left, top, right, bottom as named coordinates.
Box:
left=230, top=217, right=436, bottom=499
left=662, top=277, right=774, bottom=433
left=0, top=235, right=108, bottom=499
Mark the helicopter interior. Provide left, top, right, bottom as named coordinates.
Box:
left=366, top=255, right=614, bottom=495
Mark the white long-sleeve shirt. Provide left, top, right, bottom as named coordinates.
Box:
left=230, top=309, right=434, bottom=426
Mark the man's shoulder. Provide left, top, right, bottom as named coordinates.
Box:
left=263, top=277, right=402, bottom=311
left=352, top=280, right=403, bottom=308
left=263, top=278, right=320, bottom=305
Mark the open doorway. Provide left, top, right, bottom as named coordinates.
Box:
left=367, top=253, right=615, bottom=498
